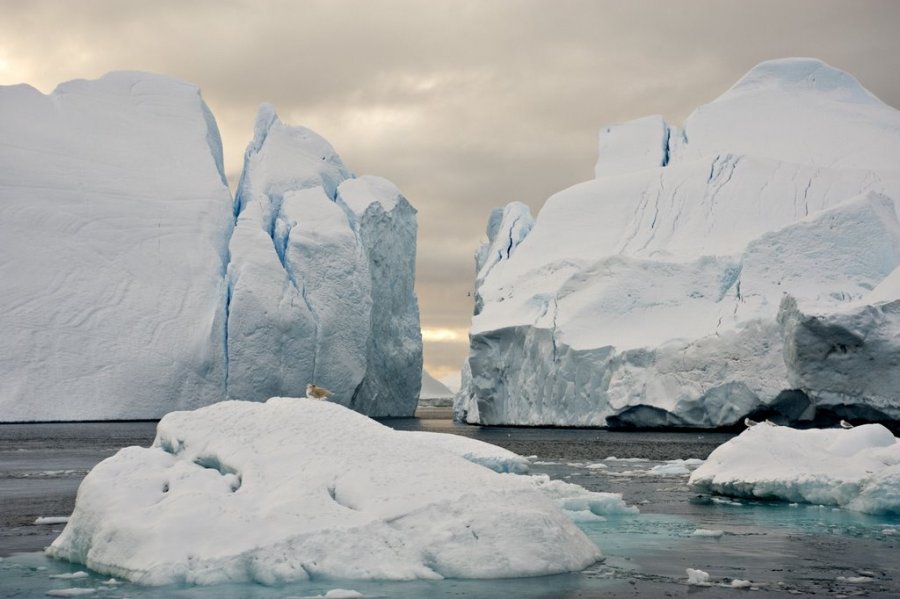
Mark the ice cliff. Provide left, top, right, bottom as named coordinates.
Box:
left=227, top=105, right=421, bottom=416
left=0, top=75, right=421, bottom=421
left=457, top=58, right=900, bottom=428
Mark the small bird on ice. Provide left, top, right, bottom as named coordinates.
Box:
left=840, top=419, right=854, bottom=429
left=306, top=384, right=333, bottom=399
left=744, top=417, right=758, bottom=428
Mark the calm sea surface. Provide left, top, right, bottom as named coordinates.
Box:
left=1, top=412, right=898, bottom=597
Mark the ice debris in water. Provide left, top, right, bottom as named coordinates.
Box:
left=690, top=529, right=724, bottom=538
left=686, top=568, right=711, bottom=586
left=34, top=517, right=69, bottom=525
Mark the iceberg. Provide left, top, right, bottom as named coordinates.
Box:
left=0, top=72, right=232, bottom=421
left=420, top=369, right=454, bottom=400
left=0, top=76, right=421, bottom=421
left=688, top=423, right=900, bottom=514
left=457, top=58, right=900, bottom=428
left=227, top=106, right=422, bottom=416
left=47, top=398, right=610, bottom=585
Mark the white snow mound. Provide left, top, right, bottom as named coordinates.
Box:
left=47, top=398, right=607, bottom=585
left=689, top=424, right=900, bottom=514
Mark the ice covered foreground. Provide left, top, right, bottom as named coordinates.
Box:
left=0, top=73, right=421, bottom=420
left=457, top=58, right=900, bottom=428
left=689, top=424, right=900, bottom=514
left=46, top=398, right=631, bottom=585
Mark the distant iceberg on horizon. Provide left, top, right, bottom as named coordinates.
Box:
left=0, top=72, right=422, bottom=421
left=457, top=58, right=900, bottom=429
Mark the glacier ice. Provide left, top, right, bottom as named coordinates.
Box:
left=47, top=398, right=609, bottom=584
left=0, top=72, right=232, bottom=421
left=689, top=423, right=900, bottom=514
left=420, top=369, right=454, bottom=399
left=457, top=58, right=900, bottom=428
left=0, top=76, right=422, bottom=421
left=227, top=106, right=421, bottom=415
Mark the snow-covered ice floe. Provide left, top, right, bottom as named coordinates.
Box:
left=689, top=424, right=900, bottom=514
left=47, top=398, right=634, bottom=585
left=456, top=58, right=900, bottom=428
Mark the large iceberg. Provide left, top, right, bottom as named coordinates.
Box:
left=227, top=105, right=421, bottom=416
left=0, top=74, right=421, bottom=421
left=689, top=423, right=900, bottom=514
left=457, top=58, right=900, bottom=427
left=46, top=398, right=623, bottom=584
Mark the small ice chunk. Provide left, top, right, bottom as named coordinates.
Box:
left=686, top=568, right=711, bottom=586
left=100, top=578, right=119, bottom=586
left=565, top=510, right=607, bottom=522
left=48, top=572, right=88, bottom=580
left=34, top=517, right=69, bottom=525
left=649, top=463, right=691, bottom=476
left=730, top=579, right=752, bottom=588
left=45, top=590, right=96, bottom=597
left=837, top=576, right=874, bottom=583
left=691, top=529, right=724, bottom=538
left=324, top=590, right=364, bottom=599
left=584, top=463, right=608, bottom=470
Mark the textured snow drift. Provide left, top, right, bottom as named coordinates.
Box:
left=47, top=399, right=633, bottom=585
left=0, top=75, right=421, bottom=421
left=689, top=424, right=900, bottom=514
left=458, top=58, right=900, bottom=428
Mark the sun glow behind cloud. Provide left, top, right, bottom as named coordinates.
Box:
left=421, top=327, right=468, bottom=343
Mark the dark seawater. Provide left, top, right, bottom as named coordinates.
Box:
left=1, top=415, right=898, bottom=598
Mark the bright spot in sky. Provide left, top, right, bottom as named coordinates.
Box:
left=421, top=327, right=468, bottom=343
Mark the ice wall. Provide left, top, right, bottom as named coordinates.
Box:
left=0, top=72, right=233, bottom=421
left=0, top=79, right=422, bottom=420
left=458, top=58, right=900, bottom=428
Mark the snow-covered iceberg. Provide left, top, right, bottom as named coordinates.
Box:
left=457, top=58, right=900, bottom=428
left=0, top=75, right=421, bottom=421
left=47, top=398, right=620, bottom=585
left=688, top=423, right=900, bottom=514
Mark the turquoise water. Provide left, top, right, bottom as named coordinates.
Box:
left=1, top=420, right=899, bottom=598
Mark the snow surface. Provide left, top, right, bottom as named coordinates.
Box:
left=689, top=424, right=900, bottom=514
left=457, top=58, right=900, bottom=428
left=398, top=431, right=530, bottom=473
left=47, top=398, right=623, bottom=585
left=0, top=77, right=422, bottom=421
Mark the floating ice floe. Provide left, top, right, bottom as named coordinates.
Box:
left=689, top=423, right=900, bottom=514
left=47, top=398, right=632, bottom=585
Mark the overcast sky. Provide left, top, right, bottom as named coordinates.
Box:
left=2, top=0, right=899, bottom=379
